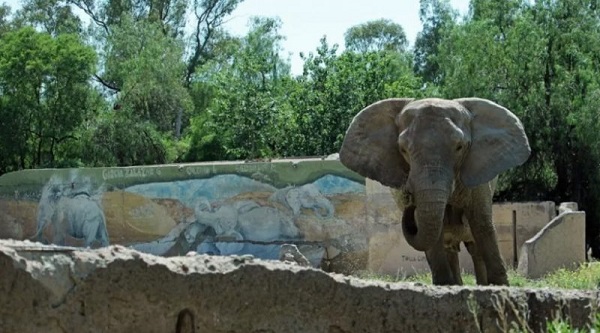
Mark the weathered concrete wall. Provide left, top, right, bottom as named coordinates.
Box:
left=0, top=158, right=367, bottom=272
left=518, top=209, right=586, bottom=279
left=1, top=240, right=598, bottom=333
left=0, top=158, right=582, bottom=278
left=365, top=178, right=561, bottom=277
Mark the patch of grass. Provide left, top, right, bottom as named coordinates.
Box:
left=532, top=262, right=600, bottom=290
left=545, top=313, right=600, bottom=333
left=360, top=262, right=600, bottom=290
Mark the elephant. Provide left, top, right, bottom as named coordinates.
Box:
left=32, top=178, right=109, bottom=248
left=214, top=229, right=245, bottom=255
left=269, top=184, right=335, bottom=218
left=339, top=97, right=530, bottom=286
left=193, top=197, right=240, bottom=234
left=193, top=196, right=299, bottom=244
left=237, top=205, right=300, bottom=241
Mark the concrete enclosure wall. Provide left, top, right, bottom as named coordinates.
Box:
left=364, top=179, right=569, bottom=277
left=0, top=157, right=584, bottom=277
left=0, top=158, right=367, bottom=272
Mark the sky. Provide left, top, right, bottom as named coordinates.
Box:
left=1, top=0, right=471, bottom=74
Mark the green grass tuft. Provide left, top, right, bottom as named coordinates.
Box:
left=360, top=262, right=600, bottom=290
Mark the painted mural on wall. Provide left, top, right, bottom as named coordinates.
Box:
left=0, top=158, right=368, bottom=268
left=32, top=172, right=109, bottom=247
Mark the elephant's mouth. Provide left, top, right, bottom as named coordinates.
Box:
left=402, top=205, right=417, bottom=236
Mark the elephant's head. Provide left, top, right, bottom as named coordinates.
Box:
left=339, top=98, right=530, bottom=251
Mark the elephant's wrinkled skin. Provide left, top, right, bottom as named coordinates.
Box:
left=340, top=98, right=530, bottom=286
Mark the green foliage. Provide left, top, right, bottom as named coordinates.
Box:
left=104, top=15, right=192, bottom=134
left=186, top=17, right=294, bottom=161
left=0, top=4, right=11, bottom=36
left=81, top=108, right=170, bottom=166
left=288, top=37, right=423, bottom=157
left=361, top=263, right=600, bottom=290
left=15, top=0, right=82, bottom=35
left=344, top=19, right=408, bottom=53
left=0, top=27, right=97, bottom=172
left=413, top=0, right=457, bottom=85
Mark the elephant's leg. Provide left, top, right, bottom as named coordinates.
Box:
left=465, top=241, right=488, bottom=285
left=466, top=185, right=509, bottom=286
left=98, top=223, right=110, bottom=247
left=425, top=239, right=458, bottom=285
left=52, top=210, right=67, bottom=246
left=446, top=249, right=463, bottom=285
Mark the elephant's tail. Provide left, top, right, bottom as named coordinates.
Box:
left=29, top=216, right=48, bottom=243
left=28, top=227, right=44, bottom=242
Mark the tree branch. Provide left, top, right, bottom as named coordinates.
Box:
left=185, top=0, right=238, bottom=86
left=68, top=0, right=110, bottom=35
left=93, top=74, right=121, bottom=92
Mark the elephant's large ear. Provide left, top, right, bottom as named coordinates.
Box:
left=455, top=98, right=531, bottom=187
left=339, top=98, right=414, bottom=188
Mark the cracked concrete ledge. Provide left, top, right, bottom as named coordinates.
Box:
left=1, top=239, right=599, bottom=333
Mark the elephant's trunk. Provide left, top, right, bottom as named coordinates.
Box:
left=402, top=190, right=448, bottom=252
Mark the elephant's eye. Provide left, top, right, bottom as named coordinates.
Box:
left=456, top=144, right=464, bottom=152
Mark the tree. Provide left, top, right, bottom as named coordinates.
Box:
left=436, top=0, right=600, bottom=258
left=413, top=0, right=457, bottom=85
left=0, top=27, right=97, bottom=171
left=0, top=4, right=13, bottom=37
left=15, top=0, right=82, bottom=35
left=287, top=37, right=424, bottom=157
left=70, top=0, right=243, bottom=138
left=186, top=17, right=294, bottom=161
left=344, top=19, right=408, bottom=53
left=103, top=15, right=191, bottom=135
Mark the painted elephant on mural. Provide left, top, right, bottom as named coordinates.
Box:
left=32, top=175, right=109, bottom=248
left=339, top=98, right=531, bottom=286
left=269, top=183, right=335, bottom=218
left=193, top=196, right=299, bottom=243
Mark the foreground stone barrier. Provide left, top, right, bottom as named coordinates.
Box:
left=1, top=240, right=598, bottom=333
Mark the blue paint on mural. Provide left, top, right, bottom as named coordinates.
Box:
left=124, top=174, right=278, bottom=208
left=312, top=175, right=365, bottom=195
left=1, top=165, right=366, bottom=269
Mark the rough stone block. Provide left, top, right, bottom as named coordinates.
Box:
left=517, top=211, right=586, bottom=279
left=493, top=201, right=556, bottom=267
left=558, top=202, right=578, bottom=214
left=1, top=240, right=598, bottom=333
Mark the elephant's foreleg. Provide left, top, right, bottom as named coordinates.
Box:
left=465, top=241, right=488, bottom=285
left=425, top=240, right=458, bottom=285
left=52, top=210, right=67, bottom=246
left=98, top=225, right=110, bottom=247
left=466, top=186, right=509, bottom=286
left=446, top=249, right=463, bottom=285
left=467, top=220, right=508, bottom=285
